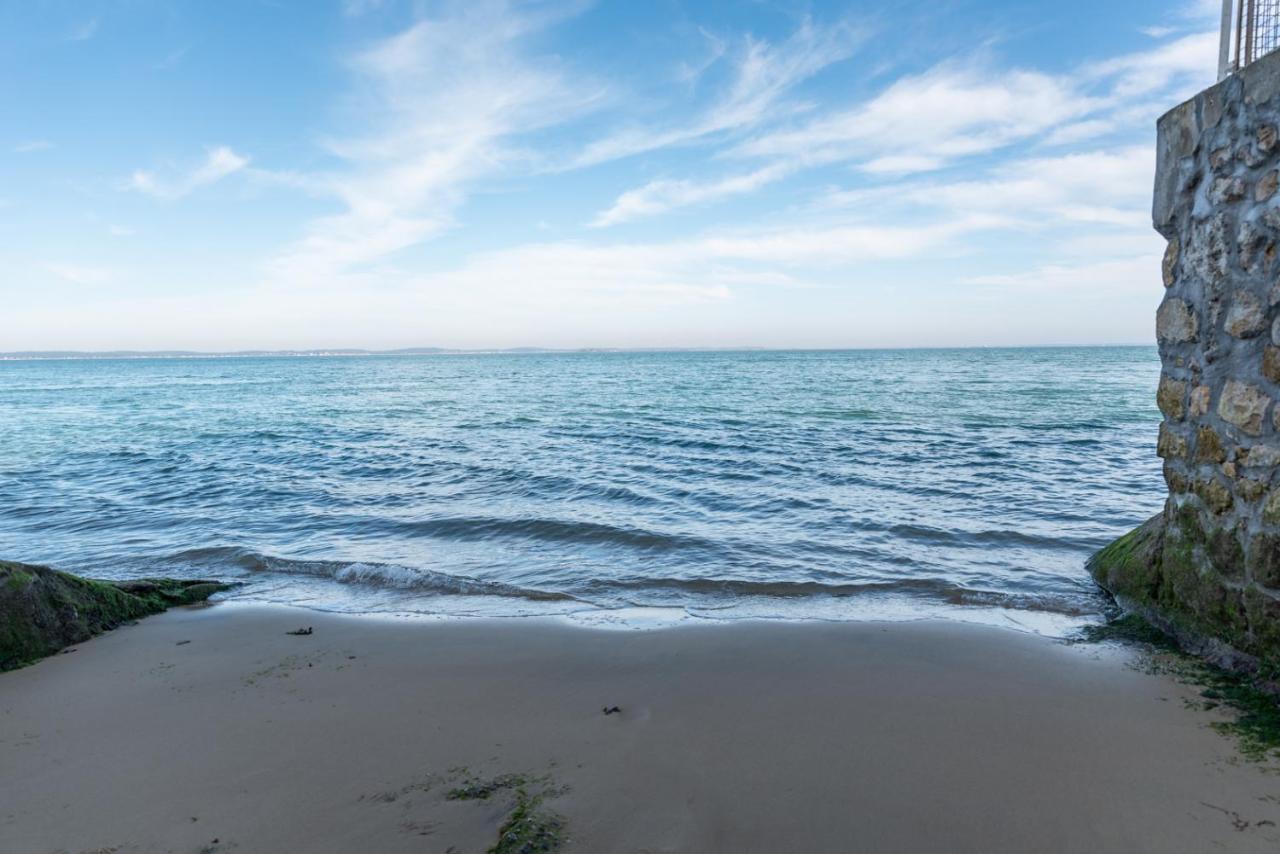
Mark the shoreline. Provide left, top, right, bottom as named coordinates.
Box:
left=2, top=603, right=1279, bottom=853
left=200, top=591, right=1104, bottom=637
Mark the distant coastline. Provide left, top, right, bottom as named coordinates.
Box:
left=0, top=343, right=1156, bottom=361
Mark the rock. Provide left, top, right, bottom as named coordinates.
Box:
left=1244, top=443, right=1280, bottom=467
left=1195, top=425, right=1228, bottom=463
left=1218, top=380, right=1271, bottom=435
left=0, top=562, right=231, bottom=671
left=1157, top=375, right=1187, bottom=419
left=1248, top=533, right=1280, bottom=588
left=1241, top=143, right=1267, bottom=167
left=1115, top=57, right=1280, bottom=678
left=1164, top=461, right=1191, bottom=494
left=1265, top=490, right=1280, bottom=526
left=1237, top=476, right=1266, bottom=502
left=1225, top=290, right=1266, bottom=338
left=1261, top=124, right=1279, bottom=152
left=1210, top=176, right=1246, bottom=204
left=1162, top=238, right=1179, bottom=287
left=1265, top=347, right=1280, bottom=384
left=1158, top=423, right=1190, bottom=459
left=1237, top=220, right=1271, bottom=273
left=1184, top=214, right=1230, bottom=284
left=1157, top=299, right=1199, bottom=344
left=1189, top=384, right=1212, bottom=417
left=1259, top=170, right=1280, bottom=202
left=1196, top=477, right=1235, bottom=513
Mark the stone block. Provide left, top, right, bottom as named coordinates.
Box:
left=1265, top=347, right=1280, bottom=384
left=1225, top=289, right=1266, bottom=337
left=1162, top=238, right=1179, bottom=287
left=1157, top=375, right=1187, bottom=419
left=1158, top=423, right=1190, bottom=460
left=1194, top=425, right=1227, bottom=463
left=1189, top=384, right=1212, bottom=416
left=1194, top=477, right=1234, bottom=513
left=1248, top=533, right=1280, bottom=588
left=1210, top=176, right=1245, bottom=204
left=1261, top=124, right=1279, bottom=153
left=1218, top=380, right=1271, bottom=435
left=1258, top=170, right=1280, bottom=202
left=1157, top=298, right=1199, bottom=344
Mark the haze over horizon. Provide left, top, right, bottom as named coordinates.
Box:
left=2, top=0, right=1222, bottom=351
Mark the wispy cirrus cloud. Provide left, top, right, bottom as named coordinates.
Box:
left=590, top=27, right=1213, bottom=227
left=570, top=18, right=864, bottom=169
left=820, top=146, right=1154, bottom=230
left=129, top=146, right=249, bottom=200
left=735, top=63, right=1098, bottom=172
left=44, top=262, right=116, bottom=285
left=13, top=140, right=52, bottom=154
left=591, top=163, right=791, bottom=227
left=265, top=0, right=601, bottom=284
left=68, top=18, right=99, bottom=42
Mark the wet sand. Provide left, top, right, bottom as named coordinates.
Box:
left=1, top=604, right=1278, bottom=853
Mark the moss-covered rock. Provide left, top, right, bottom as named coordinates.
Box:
left=1089, top=514, right=1280, bottom=678
left=1088, top=514, right=1165, bottom=603
left=0, top=560, right=230, bottom=671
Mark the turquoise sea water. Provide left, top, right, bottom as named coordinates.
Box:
left=0, top=348, right=1163, bottom=630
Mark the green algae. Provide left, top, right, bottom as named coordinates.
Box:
left=0, top=560, right=231, bottom=671
left=1078, top=613, right=1280, bottom=762
left=1089, top=511, right=1280, bottom=675
left=1088, top=514, right=1164, bottom=602
left=1077, top=613, right=1181, bottom=651
left=447, top=773, right=527, bottom=801
left=490, top=786, right=565, bottom=854
left=445, top=772, right=567, bottom=853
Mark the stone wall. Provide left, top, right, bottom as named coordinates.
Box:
left=1092, top=51, right=1280, bottom=674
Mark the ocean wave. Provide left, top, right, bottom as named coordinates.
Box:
left=373, top=516, right=723, bottom=552
left=146, top=546, right=1103, bottom=617
left=158, top=547, right=576, bottom=602
left=576, top=575, right=1104, bottom=617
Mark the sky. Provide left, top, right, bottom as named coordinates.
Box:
left=0, top=0, right=1227, bottom=351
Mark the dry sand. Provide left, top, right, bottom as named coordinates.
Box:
left=2, top=603, right=1279, bottom=853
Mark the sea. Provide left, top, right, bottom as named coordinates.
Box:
left=0, top=348, right=1164, bottom=633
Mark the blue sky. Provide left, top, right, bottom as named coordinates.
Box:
left=1, top=0, right=1224, bottom=350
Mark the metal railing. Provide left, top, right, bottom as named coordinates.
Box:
left=1220, top=0, right=1280, bottom=78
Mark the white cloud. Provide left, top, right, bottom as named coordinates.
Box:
left=594, top=27, right=1214, bottom=225
left=68, top=19, right=98, bottom=42
left=591, top=163, right=791, bottom=227
left=153, top=47, right=190, bottom=71
left=129, top=146, right=249, bottom=200
left=264, top=1, right=603, bottom=285
left=737, top=63, right=1098, bottom=173
left=108, top=225, right=135, bottom=237
left=964, top=254, right=1161, bottom=297
left=389, top=213, right=1002, bottom=314
left=571, top=18, right=862, bottom=168
left=44, top=262, right=115, bottom=285
left=1084, top=31, right=1217, bottom=101
left=14, top=140, right=52, bottom=154
left=903, top=146, right=1153, bottom=225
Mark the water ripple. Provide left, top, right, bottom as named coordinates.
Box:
left=0, top=348, right=1164, bottom=624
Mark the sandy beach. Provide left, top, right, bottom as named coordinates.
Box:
left=0, top=605, right=1277, bottom=853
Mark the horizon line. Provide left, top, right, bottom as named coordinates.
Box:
left=0, top=343, right=1157, bottom=361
